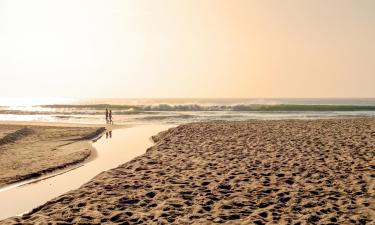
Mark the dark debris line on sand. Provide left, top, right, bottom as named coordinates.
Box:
left=2, top=119, right=375, bottom=224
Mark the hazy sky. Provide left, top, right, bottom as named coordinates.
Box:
left=0, top=0, right=374, bottom=98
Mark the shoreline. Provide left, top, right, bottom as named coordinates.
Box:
left=0, top=134, right=101, bottom=193
left=0, top=120, right=129, bottom=129
left=3, top=118, right=374, bottom=224
left=0, top=124, right=172, bottom=221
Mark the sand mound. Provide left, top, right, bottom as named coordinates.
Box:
left=0, top=125, right=103, bottom=188
left=0, top=127, right=35, bottom=146
left=3, top=119, right=375, bottom=224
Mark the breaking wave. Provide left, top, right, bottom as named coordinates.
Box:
left=1, top=101, right=374, bottom=124
left=36, top=104, right=375, bottom=113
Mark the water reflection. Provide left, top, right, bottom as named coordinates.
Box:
left=105, top=130, right=112, bottom=139
left=0, top=124, right=174, bottom=220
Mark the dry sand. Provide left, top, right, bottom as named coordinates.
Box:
left=0, top=124, right=104, bottom=188
left=2, top=119, right=375, bottom=224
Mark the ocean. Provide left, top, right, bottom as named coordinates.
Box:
left=0, top=98, right=375, bottom=125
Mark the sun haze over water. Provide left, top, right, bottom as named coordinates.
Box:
left=0, top=0, right=374, bottom=99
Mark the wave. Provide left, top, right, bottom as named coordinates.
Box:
left=230, top=104, right=375, bottom=111
left=1, top=104, right=375, bottom=116
left=40, top=104, right=375, bottom=112
left=139, top=114, right=195, bottom=121
left=0, top=109, right=155, bottom=115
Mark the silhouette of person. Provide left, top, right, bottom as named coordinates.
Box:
left=109, top=110, right=113, bottom=124
left=109, top=130, right=112, bottom=138
left=105, top=108, right=109, bottom=124
left=106, top=131, right=109, bottom=139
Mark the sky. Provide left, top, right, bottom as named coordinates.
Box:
left=0, top=0, right=374, bottom=99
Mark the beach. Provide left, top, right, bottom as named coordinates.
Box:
left=2, top=119, right=374, bottom=224
left=0, top=124, right=104, bottom=188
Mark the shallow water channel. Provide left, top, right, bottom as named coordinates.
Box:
left=0, top=124, right=173, bottom=220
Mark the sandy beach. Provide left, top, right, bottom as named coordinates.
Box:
left=1, top=0, right=374, bottom=223
left=2, top=119, right=375, bottom=224
left=0, top=124, right=104, bottom=188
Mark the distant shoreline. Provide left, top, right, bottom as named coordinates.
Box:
left=1, top=98, right=375, bottom=125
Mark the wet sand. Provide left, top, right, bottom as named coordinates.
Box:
left=2, top=119, right=375, bottom=224
left=0, top=124, right=104, bottom=188
left=0, top=125, right=173, bottom=220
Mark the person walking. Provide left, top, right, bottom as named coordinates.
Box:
left=109, top=110, right=113, bottom=124
left=105, top=108, right=109, bottom=124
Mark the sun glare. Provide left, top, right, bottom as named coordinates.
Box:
left=0, top=97, right=72, bottom=107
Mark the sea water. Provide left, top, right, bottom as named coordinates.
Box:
left=0, top=98, right=375, bottom=124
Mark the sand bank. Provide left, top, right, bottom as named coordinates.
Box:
left=0, top=125, right=172, bottom=220
left=3, top=119, right=375, bottom=224
left=0, top=124, right=104, bottom=188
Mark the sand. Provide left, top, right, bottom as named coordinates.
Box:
left=2, top=119, right=375, bottom=224
left=0, top=124, right=104, bottom=188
